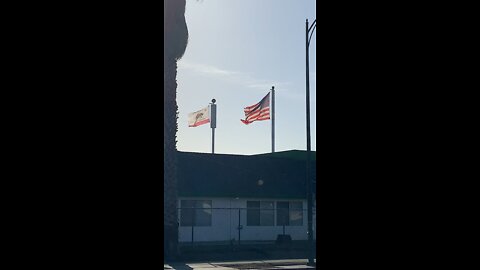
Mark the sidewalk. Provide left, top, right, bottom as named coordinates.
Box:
left=164, top=259, right=316, bottom=270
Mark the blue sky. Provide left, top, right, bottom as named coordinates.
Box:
left=176, top=0, right=316, bottom=155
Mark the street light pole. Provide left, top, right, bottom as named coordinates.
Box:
left=271, top=86, right=275, bottom=153
left=306, top=18, right=316, bottom=266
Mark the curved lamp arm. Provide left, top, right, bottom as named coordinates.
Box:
left=307, top=20, right=316, bottom=47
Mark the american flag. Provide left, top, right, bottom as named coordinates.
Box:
left=240, top=92, right=270, bottom=125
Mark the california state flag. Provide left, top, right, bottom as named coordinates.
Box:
left=188, top=106, right=210, bottom=127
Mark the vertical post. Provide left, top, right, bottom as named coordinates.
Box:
left=192, top=206, right=195, bottom=244
left=271, top=86, right=275, bottom=153
left=238, top=208, right=241, bottom=245
left=191, top=225, right=194, bottom=244
left=306, top=18, right=314, bottom=266
left=212, top=128, right=215, bottom=154
left=210, top=99, right=217, bottom=154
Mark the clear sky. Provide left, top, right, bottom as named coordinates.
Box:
left=176, top=0, right=316, bottom=155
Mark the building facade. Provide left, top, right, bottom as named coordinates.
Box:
left=176, top=150, right=317, bottom=243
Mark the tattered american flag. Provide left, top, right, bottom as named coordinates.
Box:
left=240, top=92, right=270, bottom=125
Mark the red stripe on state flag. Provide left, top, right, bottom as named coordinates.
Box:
left=189, top=118, right=210, bottom=127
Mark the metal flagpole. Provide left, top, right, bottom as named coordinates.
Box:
left=271, top=86, right=275, bottom=153
left=210, top=99, right=217, bottom=154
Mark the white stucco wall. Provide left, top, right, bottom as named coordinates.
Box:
left=178, top=197, right=316, bottom=243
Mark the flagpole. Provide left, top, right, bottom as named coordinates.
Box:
left=212, top=125, right=215, bottom=154
left=271, top=86, right=275, bottom=153
left=210, top=99, right=217, bottom=154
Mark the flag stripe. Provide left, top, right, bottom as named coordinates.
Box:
left=245, top=106, right=270, bottom=114
left=248, top=114, right=270, bottom=121
left=188, top=118, right=210, bottom=127
left=244, top=106, right=269, bottom=114
left=246, top=111, right=270, bottom=121
left=241, top=116, right=270, bottom=123
left=255, top=117, right=270, bottom=121
left=246, top=110, right=269, bottom=118
left=244, top=103, right=261, bottom=112
left=245, top=108, right=270, bottom=119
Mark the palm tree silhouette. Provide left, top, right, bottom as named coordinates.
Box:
left=164, top=0, right=188, bottom=261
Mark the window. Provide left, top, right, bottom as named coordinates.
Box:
left=180, top=200, right=212, bottom=226
left=277, top=201, right=303, bottom=226
left=247, top=201, right=274, bottom=226
left=289, top=202, right=303, bottom=226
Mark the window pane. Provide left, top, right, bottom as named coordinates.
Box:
left=195, top=200, right=212, bottom=226
left=180, top=200, right=195, bottom=226
left=289, top=202, right=303, bottom=226
left=260, top=201, right=274, bottom=226
left=247, top=201, right=260, bottom=226
left=277, top=201, right=289, bottom=226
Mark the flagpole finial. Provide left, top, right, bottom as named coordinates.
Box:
left=211, top=98, right=216, bottom=104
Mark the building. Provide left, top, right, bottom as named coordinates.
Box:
left=176, top=150, right=316, bottom=243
